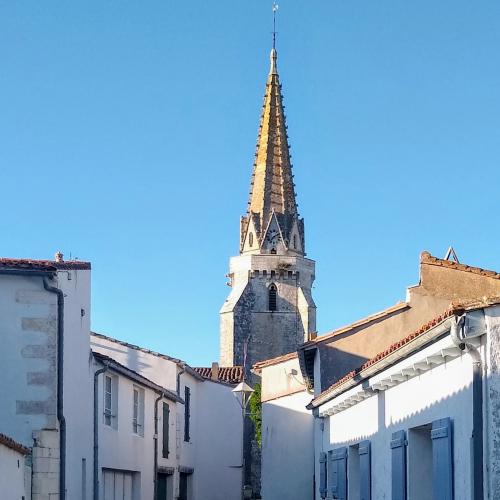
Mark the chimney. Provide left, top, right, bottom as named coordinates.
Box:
left=211, top=362, right=220, bottom=381
left=55, top=251, right=64, bottom=263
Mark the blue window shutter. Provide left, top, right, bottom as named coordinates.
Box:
left=390, top=430, right=407, bottom=500
left=330, top=447, right=347, bottom=500
left=432, top=417, right=453, bottom=500
left=359, top=440, right=371, bottom=500
left=319, top=452, right=327, bottom=499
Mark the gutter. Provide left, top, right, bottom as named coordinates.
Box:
left=450, top=313, right=484, bottom=500
left=93, top=363, right=109, bottom=500
left=0, top=269, right=66, bottom=500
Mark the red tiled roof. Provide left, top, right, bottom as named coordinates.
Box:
left=421, top=251, right=500, bottom=280
left=0, top=433, right=29, bottom=455
left=253, top=351, right=298, bottom=371
left=309, top=307, right=459, bottom=408
left=193, top=366, right=244, bottom=384
left=0, top=258, right=91, bottom=271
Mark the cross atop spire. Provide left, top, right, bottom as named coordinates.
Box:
left=272, top=2, right=278, bottom=50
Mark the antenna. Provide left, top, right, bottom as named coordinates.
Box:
left=272, top=2, right=279, bottom=49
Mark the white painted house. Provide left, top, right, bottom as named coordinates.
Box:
left=308, top=302, right=500, bottom=500
left=0, top=255, right=94, bottom=500
left=254, top=352, right=314, bottom=500
left=0, top=255, right=244, bottom=500
left=0, top=433, right=30, bottom=499
left=91, top=333, right=244, bottom=500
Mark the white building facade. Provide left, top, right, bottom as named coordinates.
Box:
left=254, top=353, right=314, bottom=500
left=308, top=303, right=500, bottom=500
left=0, top=256, right=244, bottom=500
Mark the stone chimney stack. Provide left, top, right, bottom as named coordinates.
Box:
left=211, top=362, right=220, bottom=381
left=55, top=251, right=64, bottom=263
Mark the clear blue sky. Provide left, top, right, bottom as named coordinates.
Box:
left=1, top=1, right=499, bottom=366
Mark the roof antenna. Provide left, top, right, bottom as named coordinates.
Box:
left=444, top=246, right=460, bottom=263
left=272, top=2, right=279, bottom=49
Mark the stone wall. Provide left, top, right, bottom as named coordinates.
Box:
left=32, top=429, right=60, bottom=499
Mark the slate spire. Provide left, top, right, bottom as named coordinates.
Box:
left=247, top=48, right=298, bottom=222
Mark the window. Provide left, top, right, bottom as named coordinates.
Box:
left=249, top=232, right=254, bottom=247
left=162, top=402, right=170, bottom=458
left=104, top=375, right=112, bottom=426
left=408, top=424, right=432, bottom=500
left=293, top=234, right=297, bottom=249
left=103, top=374, right=118, bottom=429
left=348, top=444, right=360, bottom=499
left=407, top=418, right=453, bottom=500
left=132, top=386, right=145, bottom=436
left=269, top=284, right=277, bottom=311
left=184, top=386, right=191, bottom=442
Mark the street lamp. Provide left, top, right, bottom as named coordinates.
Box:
left=232, top=381, right=254, bottom=411
left=232, top=381, right=254, bottom=500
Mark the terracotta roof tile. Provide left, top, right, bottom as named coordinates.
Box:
left=0, top=433, right=30, bottom=455
left=0, top=257, right=91, bottom=271
left=193, top=366, right=244, bottom=384
left=253, top=351, right=298, bottom=371
left=309, top=306, right=458, bottom=408
left=421, top=251, right=500, bottom=280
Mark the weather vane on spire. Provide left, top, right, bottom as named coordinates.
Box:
left=272, top=2, right=279, bottom=49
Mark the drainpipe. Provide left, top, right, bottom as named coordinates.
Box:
left=93, top=363, right=109, bottom=500
left=450, top=314, right=484, bottom=500
left=0, top=270, right=66, bottom=499
left=42, top=277, right=66, bottom=500
left=153, top=392, right=163, bottom=500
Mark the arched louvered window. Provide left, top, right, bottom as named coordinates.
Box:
left=269, top=284, right=277, bottom=311
left=293, top=234, right=297, bottom=249
left=249, top=232, right=254, bottom=247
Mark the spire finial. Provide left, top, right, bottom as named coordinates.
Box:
left=272, top=3, right=278, bottom=50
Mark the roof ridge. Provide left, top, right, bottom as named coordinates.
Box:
left=0, top=433, right=30, bottom=455
left=306, top=301, right=409, bottom=345
left=421, top=251, right=500, bottom=279
left=0, top=257, right=91, bottom=271
left=253, top=351, right=298, bottom=370
left=309, top=306, right=458, bottom=408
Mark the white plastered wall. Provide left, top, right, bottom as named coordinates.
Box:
left=318, top=335, right=478, bottom=500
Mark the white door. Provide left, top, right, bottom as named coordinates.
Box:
left=103, top=469, right=135, bottom=500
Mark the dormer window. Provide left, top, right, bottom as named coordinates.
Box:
left=269, top=284, right=277, bottom=311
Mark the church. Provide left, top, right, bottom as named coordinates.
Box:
left=220, top=46, right=316, bottom=378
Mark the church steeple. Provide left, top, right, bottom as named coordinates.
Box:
left=240, top=48, right=305, bottom=256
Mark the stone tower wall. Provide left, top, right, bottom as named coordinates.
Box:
left=220, top=254, right=316, bottom=373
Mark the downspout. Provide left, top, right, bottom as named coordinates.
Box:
left=0, top=270, right=66, bottom=498
left=450, top=314, right=484, bottom=500
left=153, top=392, right=163, bottom=500
left=42, top=277, right=66, bottom=500
left=93, top=363, right=109, bottom=500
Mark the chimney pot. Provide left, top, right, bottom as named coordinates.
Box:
left=55, top=251, right=64, bottom=263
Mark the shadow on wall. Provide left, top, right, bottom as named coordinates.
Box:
left=320, top=372, right=500, bottom=499
left=261, top=401, right=314, bottom=500
left=318, top=346, right=369, bottom=392
left=90, top=338, right=154, bottom=375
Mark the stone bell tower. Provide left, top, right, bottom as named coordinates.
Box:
left=220, top=47, right=316, bottom=374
